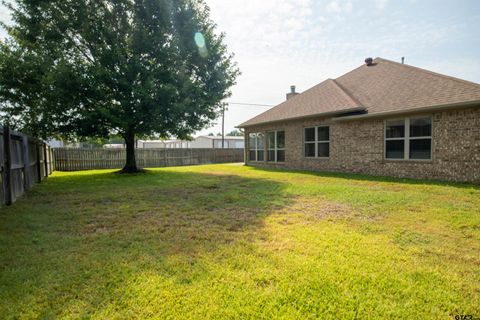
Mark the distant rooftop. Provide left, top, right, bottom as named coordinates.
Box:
left=137, top=135, right=244, bottom=143
left=198, top=135, right=244, bottom=140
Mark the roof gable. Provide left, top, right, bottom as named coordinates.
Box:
left=239, top=79, right=364, bottom=127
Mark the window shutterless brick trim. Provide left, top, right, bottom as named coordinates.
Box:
left=304, top=125, right=330, bottom=159
left=248, top=132, right=265, bottom=162
left=384, top=117, right=433, bottom=161
left=267, top=130, right=286, bottom=163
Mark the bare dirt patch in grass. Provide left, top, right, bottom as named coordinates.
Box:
left=279, top=196, right=355, bottom=220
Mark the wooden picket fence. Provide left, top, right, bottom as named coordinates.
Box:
left=54, top=148, right=244, bottom=171
left=0, top=126, right=54, bottom=206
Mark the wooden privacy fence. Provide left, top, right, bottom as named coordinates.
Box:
left=0, top=126, right=54, bottom=206
left=54, top=148, right=244, bottom=171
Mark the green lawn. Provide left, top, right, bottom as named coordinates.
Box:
left=1, top=164, right=479, bottom=319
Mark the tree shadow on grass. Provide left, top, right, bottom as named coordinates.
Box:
left=248, top=166, right=480, bottom=189
left=0, top=169, right=293, bottom=317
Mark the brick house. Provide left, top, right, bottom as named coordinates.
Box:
left=238, top=58, right=480, bottom=183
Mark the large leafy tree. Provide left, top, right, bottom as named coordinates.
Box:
left=0, top=0, right=239, bottom=171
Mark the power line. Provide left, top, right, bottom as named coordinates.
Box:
left=226, top=102, right=275, bottom=107
left=218, top=101, right=274, bottom=148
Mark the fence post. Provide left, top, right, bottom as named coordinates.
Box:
left=22, top=135, right=31, bottom=191
left=35, top=142, right=42, bottom=183
left=43, top=143, right=48, bottom=177
left=3, top=127, right=13, bottom=205
left=244, top=143, right=247, bottom=165
left=49, top=147, right=54, bottom=173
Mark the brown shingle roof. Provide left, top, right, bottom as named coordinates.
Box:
left=239, top=57, right=480, bottom=127
left=238, top=79, right=364, bottom=127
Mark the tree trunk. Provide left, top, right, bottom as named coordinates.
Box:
left=122, top=131, right=138, bottom=172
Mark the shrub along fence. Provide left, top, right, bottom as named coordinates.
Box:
left=0, top=126, right=54, bottom=206
left=54, top=148, right=244, bottom=171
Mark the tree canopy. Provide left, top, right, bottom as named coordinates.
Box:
left=0, top=0, right=239, bottom=171
left=226, top=129, right=242, bottom=136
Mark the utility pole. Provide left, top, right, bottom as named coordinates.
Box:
left=218, top=101, right=273, bottom=150
left=221, top=105, right=225, bottom=149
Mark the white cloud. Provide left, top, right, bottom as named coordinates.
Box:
left=325, top=0, right=353, bottom=14
left=374, top=0, right=389, bottom=10
left=207, top=0, right=314, bottom=56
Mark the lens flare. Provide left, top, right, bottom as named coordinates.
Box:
left=194, top=32, right=208, bottom=58
left=194, top=32, right=205, bottom=47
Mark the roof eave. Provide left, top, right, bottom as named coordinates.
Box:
left=236, top=106, right=366, bottom=128
left=332, top=100, right=480, bottom=122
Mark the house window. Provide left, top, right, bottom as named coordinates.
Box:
left=385, top=117, right=432, bottom=160
left=267, top=131, right=285, bottom=162
left=304, top=126, right=330, bottom=158
left=248, top=132, right=264, bottom=161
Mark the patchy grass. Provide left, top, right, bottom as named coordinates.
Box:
left=1, top=164, right=479, bottom=319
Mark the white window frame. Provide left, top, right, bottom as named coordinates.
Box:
left=267, top=130, right=285, bottom=162
left=248, top=132, right=264, bottom=162
left=304, top=126, right=330, bottom=159
left=384, top=116, right=432, bottom=161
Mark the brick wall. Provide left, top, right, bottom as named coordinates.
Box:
left=244, top=107, right=480, bottom=183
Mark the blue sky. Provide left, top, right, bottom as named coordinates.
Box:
left=203, top=0, right=480, bottom=135
left=1, top=0, right=480, bottom=136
